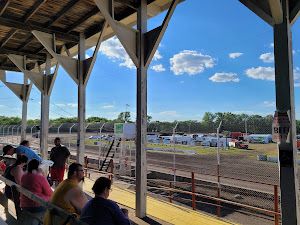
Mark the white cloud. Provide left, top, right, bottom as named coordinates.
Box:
left=100, top=38, right=163, bottom=69
left=170, top=50, right=215, bottom=75
left=295, top=83, right=300, bottom=87
left=100, top=37, right=135, bottom=69
left=260, top=52, right=274, bottom=63
left=0, top=105, right=4, bottom=107
left=264, top=101, right=275, bottom=107
left=270, top=43, right=274, bottom=48
left=56, top=104, right=65, bottom=107
left=245, top=67, right=275, bottom=81
left=151, top=64, right=165, bottom=72
left=153, top=50, right=162, bottom=61
left=159, top=111, right=179, bottom=117
left=68, top=103, right=78, bottom=107
left=209, top=72, right=239, bottom=82
left=103, top=105, right=115, bottom=108
left=229, top=52, right=243, bottom=59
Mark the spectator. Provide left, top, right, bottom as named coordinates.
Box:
left=50, top=137, right=70, bottom=186
left=43, top=163, right=88, bottom=225
left=1, top=145, right=17, bottom=166
left=16, top=140, right=42, bottom=162
left=20, top=159, right=53, bottom=225
left=3, top=155, right=28, bottom=199
left=80, top=177, right=130, bottom=225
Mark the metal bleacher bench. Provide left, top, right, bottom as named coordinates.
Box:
left=0, top=176, right=88, bottom=225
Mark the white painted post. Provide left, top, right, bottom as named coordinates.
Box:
left=273, top=1, right=300, bottom=223
left=17, top=125, right=21, bottom=144
left=136, top=0, right=147, bottom=218
left=57, top=123, right=63, bottom=136
left=99, top=123, right=105, bottom=169
left=69, top=124, right=76, bottom=150
left=2, top=125, right=7, bottom=141
left=40, top=53, right=51, bottom=160
left=6, top=126, right=11, bottom=143
left=30, top=125, right=36, bottom=144
left=77, top=32, right=86, bottom=165
left=173, top=122, right=178, bottom=185
left=11, top=126, right=16, bottom=144
left=21, top=75, right=28, bottom=141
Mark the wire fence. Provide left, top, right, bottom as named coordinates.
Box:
left=0, top=121, right=290, bottom=224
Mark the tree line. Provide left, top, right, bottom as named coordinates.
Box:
left=0, top=112, right=280, bottom=134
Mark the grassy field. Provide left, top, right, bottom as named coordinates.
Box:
left=71, top=138, right=284, bottom=158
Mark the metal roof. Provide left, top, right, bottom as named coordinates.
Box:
left=0, top=0, right=184, bottom=72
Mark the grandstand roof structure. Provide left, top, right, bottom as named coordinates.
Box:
left=0, top=0, right=300, bottom=223
left=0, top=0, right=183, bottom=71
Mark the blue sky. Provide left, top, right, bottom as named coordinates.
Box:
left=1, top=0, right=300, bottom=122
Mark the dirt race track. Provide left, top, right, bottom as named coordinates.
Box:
left=2, top=133, right=286, bottom=225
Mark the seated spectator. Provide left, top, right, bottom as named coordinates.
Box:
left=43, top=163, right=88, bottom=225
left=20, top=159, right=53, bottom=225
left=3, top=155, right=28, bottom=199
left=1, top=145, right=17, bottom=166
left=16, top=140, right=42, bottom=163
left=80, top=177, right=130, bottom=225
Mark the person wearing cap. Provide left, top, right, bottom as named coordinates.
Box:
left=50, top=137, right=70, bottom=185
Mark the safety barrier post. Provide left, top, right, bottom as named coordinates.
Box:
left=85, top=156, right=88, bottom=177
left=110, top=159, right=114, bottom=182
left=169, top=182, right=172, bottom=203
left=274, top=185, right=279, bottom=225
left=191, top=172, right=196, bottom=210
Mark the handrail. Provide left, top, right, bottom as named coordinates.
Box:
left=0, top=176, right=88, bottom=225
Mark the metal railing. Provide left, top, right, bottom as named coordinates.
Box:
left=0, top=176, right=88, bottom=225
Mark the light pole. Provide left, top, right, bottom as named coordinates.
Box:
left=173, top=122, right=178, bottom=185
left=217, top=120, right=222, bottom=217
left=69, top=124, right=76, bottom=150
left=99, top=122, right=106, bottom=169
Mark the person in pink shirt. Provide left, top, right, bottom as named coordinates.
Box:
left=20, top=159, right=53, bottom=224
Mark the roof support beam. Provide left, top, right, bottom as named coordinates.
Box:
left=84, top=21, right=108, bottom=86
left=32, top=30, right=79, bottom=85
left=0, top=17, right=79, bottom=42
left=273, top=0, right=300, bottom=224
left=46, top=0, right=80, bottom=28
left=0, top=47, right=45, bottom=60
left=0, top=70, right=32, bottom=101
left=0, top=0, right=10, bottom=16
left=94, top=0, right=139, bottom=67
left=268, top=0, right=283, bottom=24
left=7, top=54, right=56, bottom=95
left=145, top=0, right=179, bottom=68
left=239, top=0, right=275, bottom=26
left=290, top=0, right=300, bottom=25
left=0, top=29, right=17, bottom=47
left=23, top=0, right=47, bottom=23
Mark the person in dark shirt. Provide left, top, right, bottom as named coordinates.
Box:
left=80, top=177, right=130, bottom=225
left=50, top=137, right=70, bottom=186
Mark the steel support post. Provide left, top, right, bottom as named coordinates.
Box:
left=21, top=76, right=28, bottom=141
left=40, top=54, right=51, bottom=160
left=273, top=1, right=300, bottom=224
left=77, top=33, right=86, bottom=165
left=135, top=0, right=147, bottom=218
